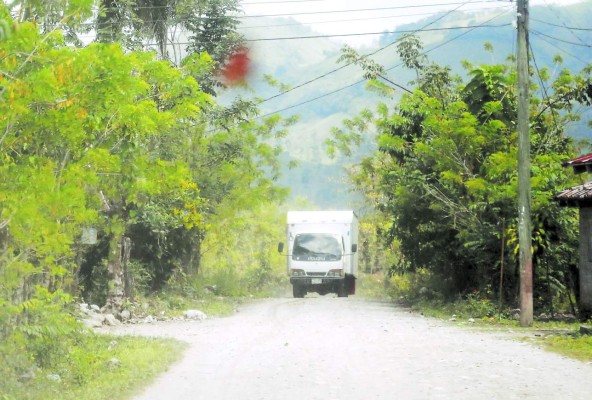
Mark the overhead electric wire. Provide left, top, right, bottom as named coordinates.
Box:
left=258, top=0, right=475, bottom=106
left=530, top=30, right=592, bottom=48
left=259, top=1, right=508, bottom=117
left=539, top=0, right=589, bottom=49
left=90, top=0, right=512, bottom=16
left=240, top=0, right=510, bottom=18
left=140, top=22, right=510, bottom=46
left=244, top=23, right=510, bottom=41
left=260, top=80, right=364, bottom=118
left=385, top=6, right=513, bottom=72
left=531, top=18, right=592, bottom=32
left=529, top=42, right=560, bottom=135
left=530, top=31, right=591, bottom=66
left=240, top=6, right=510, bottom=30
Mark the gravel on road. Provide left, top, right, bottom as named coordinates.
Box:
left=99, top=297, right=592, bottom=400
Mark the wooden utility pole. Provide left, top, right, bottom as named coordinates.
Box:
left=517, top=0, right=533, bottom=326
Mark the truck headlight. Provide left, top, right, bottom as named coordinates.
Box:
left=327, top=269, right=344, bottom=277
left=290, top=269, right=305, bottom=277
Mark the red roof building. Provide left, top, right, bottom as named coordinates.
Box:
left=555, top=153, right=592, bottom=207
left=561, top=153, right=592, bottom=174
left=555, top=153, right=592, bottom=319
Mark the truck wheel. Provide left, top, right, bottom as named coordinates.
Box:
left=293, top=285, right=305, bottom=298
left=337, top=281, right=348, bottom=298
left=347, top=275, right=356, bottom=295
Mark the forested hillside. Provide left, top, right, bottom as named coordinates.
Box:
left=238, top=1, right=592, bottom=207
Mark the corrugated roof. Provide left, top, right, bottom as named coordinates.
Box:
left=562, top=153, right=592, bottom=167
left=555, top=182, right=592, bottom=207
left=562, top=153, right=592, bottom=174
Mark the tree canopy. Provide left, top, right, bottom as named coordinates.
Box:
left=0, top=3, right=291, bottom=385
left=330, top=35, right=591, bottom=314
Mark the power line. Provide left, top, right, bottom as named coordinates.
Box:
left=529, top=42, right=560, bottom=136
left=90, top=0, right=512, bottom=16
left=260, top=80, right=364, bottom=118
left=78, top=1, right=512, bottom=30
left=255, top=0, right=478, bottom=105
left=139, top=23, right=510, bottom=46
left=64, top=3, right=508, bottom=29
left=530, top=30, right=591, bottom=66
left=240, top=6, right=511, bottom=30
left=531, top=18, right=592, bottom=32
left=538, top=0, right=589, bottom=49
left=244, top=24, right=510, bottom=41
left=530, top=29, right=592, bottom=48
left=240, top=1, right=511, bottom=18
left=386, top=7, right=513, bottom=71
left=258, top=1, right=506, bottom=116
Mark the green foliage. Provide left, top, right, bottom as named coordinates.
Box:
left=7, top=0, right=94, bottom=44
left=95, top=0, right=244, bottom=93
left=0, top=333, right=186, bottom=400
left=543, top=333, right=592, bottom=362
left=197, top=204, right=288, bottom=296
left=331, top=38, right=590, bottom=313
left=356, top=272, right=390, bottom=300
left=0, top=4, right=290, bottom=390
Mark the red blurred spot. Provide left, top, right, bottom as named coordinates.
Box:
left=221, top=48, right=251, bottom=85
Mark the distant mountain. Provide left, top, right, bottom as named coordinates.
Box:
left=225, top=1, right=592, bottom=208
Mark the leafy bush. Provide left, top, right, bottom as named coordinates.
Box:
left=462, top=289, right=497, bottom=318
left=0, top=333, right=186, bottom=400
left=387, top=268, right=449, bottom=302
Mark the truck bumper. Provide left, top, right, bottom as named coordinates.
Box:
left=290, top=277, right=342, bottom=285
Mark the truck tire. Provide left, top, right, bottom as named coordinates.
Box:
left=337, top=281, right=348, bottom=298
left=347, top=275, right=356, bottom=295
left=293, top=285, right=305, bottom=298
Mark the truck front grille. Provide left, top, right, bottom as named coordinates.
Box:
left=306, top=272, right=326, bottom=277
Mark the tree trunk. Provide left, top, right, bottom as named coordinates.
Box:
left=105, top=234, right=131, bottom=312
left=183, top=229, right=203, bottom=277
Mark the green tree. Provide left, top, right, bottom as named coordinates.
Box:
left=329, top=37, right=589, bottom=311
left=95, top=0, right=243, bottom=65
left=0, top=2, right=211, bottom=316
left=6, top=0, right=93, bottom=44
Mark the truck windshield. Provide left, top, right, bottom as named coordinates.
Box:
left=292, top=233, right=343, bottom=261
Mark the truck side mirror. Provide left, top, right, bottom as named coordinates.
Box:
left=278, top=242, right=284, bottom=253
left=351, top=244, right=357, bottom=253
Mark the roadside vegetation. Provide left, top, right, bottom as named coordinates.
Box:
left=0, top=1, right=290, bottom=399
left=383, top=269, right=592, bottom=362
left=1, top=333, right=186, bottom=400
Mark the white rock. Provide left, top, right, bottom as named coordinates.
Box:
left=104, top=313, right=121, bottom=326
left=119, top=309, right=131, bottom=321
left=46, top=374, right=61, bottom=383
left=143, top=315, right=156, bottom=323
left=83, top=314, right=106, bottom=328
left=184, top=309, right=207, bottom=321
left=90, top=304, right=101, bottom=312
left=106, top=357, right=121, bottom=370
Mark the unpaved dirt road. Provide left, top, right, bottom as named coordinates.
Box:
left=101, top=297, right=592, bottom=400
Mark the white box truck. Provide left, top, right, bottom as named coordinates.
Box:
left=278, top=211, right=358, bottom=298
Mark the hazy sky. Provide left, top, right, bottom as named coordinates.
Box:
left=241, top=0, right=587, bottom=47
